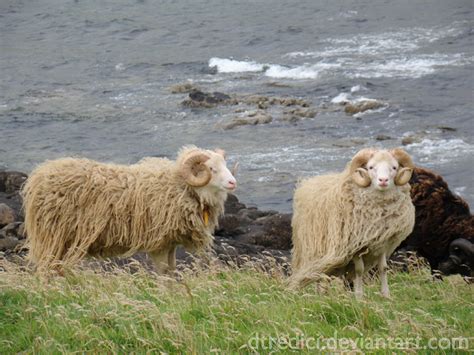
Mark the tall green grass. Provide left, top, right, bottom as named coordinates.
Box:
left=0, top=259, right=472, bottom=353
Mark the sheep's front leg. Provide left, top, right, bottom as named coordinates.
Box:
left=378, top=253, right=390, bottom=298
left=150, top=248, right=172, bottom=275
left=353, top=256, right=365, bottom=299
left=167, top=245, right=177, bottom=272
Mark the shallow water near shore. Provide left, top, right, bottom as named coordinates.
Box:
left=1, top=0, right=473, bottom=212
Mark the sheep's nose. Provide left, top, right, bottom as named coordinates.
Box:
left=228, top=180, right=236, bottom=188
left=378, top=177, right=389, bottom=185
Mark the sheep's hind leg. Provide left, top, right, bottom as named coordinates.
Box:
left=150, top=249, right=172, bottom=275
left=353, top=256, right=365, bottom=299
left=378, top=253, right=390, bottom=298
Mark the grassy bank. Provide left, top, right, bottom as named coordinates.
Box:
left=0, top=260, right=472, bottom=353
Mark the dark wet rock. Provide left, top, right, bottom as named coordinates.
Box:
left=178, top=88, right=312, bottom=118
left=182, top=90, right=238, bottom=108
left=0, top=203, right=15, bottom=227
left=282, top=108, right=317, bottom=122
left=401, top=134, right=425, bottom=145
left=0, top=236, right=20, bottom=252
left=204, top=91, right=232, bottom=103
left=241, top=95, right=270, bottom=105
left=0, top=171, right=27, bottom=193
left=169, top=83, right=200, bottom=94
left=281, top=115, right=301, bottom=123
left=237, top=206, right=276, bottom=220
left=375, top=134, right=393, bottom=141
left=436, top=126, right=457, bottom=132
left=0, top=171, right=25, bottom=222
left=223, top=194, right=247, bottom=214
left=1, top=222, right=25, bottom=240
left=217, top=214, right=248, bottom=237
left=214, top=194, right=292, bottom=259
left=0, top=195, right=23, bottom=222
left=265, top=82, right=293, bottom=88
left=344, top=100, right=384, bottom=115
left=257, top=101, right=269, bottom=110
left=271, top=97, right=310, bottom=107
left=201, top=65, right=218, bottom=75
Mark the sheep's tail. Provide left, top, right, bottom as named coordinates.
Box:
left=287, top=255, right=348, bottom=289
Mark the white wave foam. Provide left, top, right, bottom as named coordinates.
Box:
left=115, top=63, right=126, bottom=71
left=353, top=55, right=467, bottom=79
left=264, top=64, right=320, bottom=79
left=283, top=23, right=470, bottom=79
left=331, top=92, right=379, bottom=105
left=210, top=22, right=470, bottom=80
left=331, top=92, right=352, bottom=104
left=406, top=139, right=474, bottom=164
left=287, top=23, right=467, bottom=59
left=208, top=57, right=265, bottom=73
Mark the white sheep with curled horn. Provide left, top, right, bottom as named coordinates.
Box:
left=289, top=148, right=415, bottom=298
left=22, top=146, right=237, bottom=274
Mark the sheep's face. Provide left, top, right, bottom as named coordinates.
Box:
left=351, top=148, right=413, bottom=191
left=203, top=149, right=237, bottom=192
left=366, top=151, right=399, bottom=191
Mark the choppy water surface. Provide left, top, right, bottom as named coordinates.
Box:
left=1, top=0, right=473, bottom=212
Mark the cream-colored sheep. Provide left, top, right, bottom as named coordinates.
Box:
left=289, top=148, right=415, bottom=298
left=22, top=146, right=237, bottom=274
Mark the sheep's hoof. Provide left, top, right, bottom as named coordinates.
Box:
left=354, top=291, right=364, bottom=300
left=381, top=291, right=391, bottom=299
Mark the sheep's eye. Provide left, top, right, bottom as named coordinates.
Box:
left=392, top=166, right=397, bottom=170
left=210, top=167, right=217, bottom=173
left=369, top=166, right=374, bottom=170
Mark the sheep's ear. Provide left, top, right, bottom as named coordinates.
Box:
left=395, top=167, right=413, bottom=186
left=214, top=148, right=226, bottom=159
left=353, top=168, right=371, bottom=187
left=231, top=162, right=239, bottom=176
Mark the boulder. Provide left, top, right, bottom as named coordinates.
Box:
left=182, top=90, right=237, bottom=108
left=0, top=171, right=28, bottom=193
left=221, top=112, right=272, bottom=130
left=0, top=203, right=15, bottom=227
left=344, top=100, right=383, bottom=115
left=1, top=222, right=25, bottom=240
left=169, top=83, right=200, bottom=94
left=401, top=134, right=424, bottom=145
left=0, top=236, right=20, bottom=252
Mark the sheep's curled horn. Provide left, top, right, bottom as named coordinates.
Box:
left=349, top=148, right=414, bottom=187
left=181, top=152, right=211, bottom=187
left=389, top=148, right=414, bottom=186
left=350, top=148, right=375, bottom=187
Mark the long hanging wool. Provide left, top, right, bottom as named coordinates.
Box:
left=289, top=159, right=415, bottom=289
left=22, top=147, right=225, bottom=272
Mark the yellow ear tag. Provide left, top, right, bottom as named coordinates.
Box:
left=203, top=209, right=209, bottom=227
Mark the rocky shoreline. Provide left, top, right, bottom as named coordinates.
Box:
left=170, top=85, right=387, bottom=130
